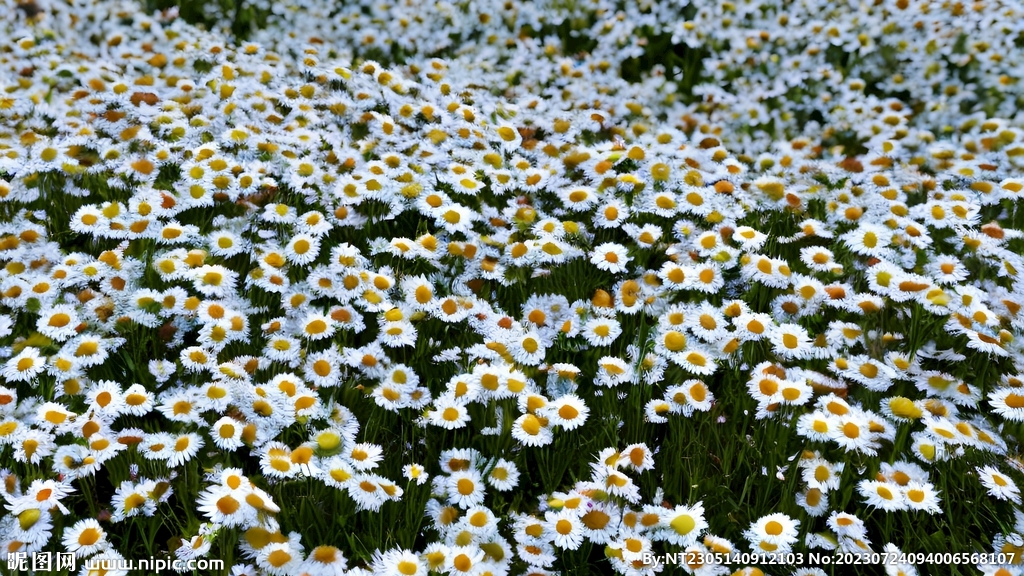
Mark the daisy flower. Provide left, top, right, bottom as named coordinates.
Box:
left=842, top=223, right=894, bottom=257
left=858, top=479, right=907, bottom=512
left=827, top=512, right=868, bottom=540
left=434, top=203, right=476, bottom=234
left=589, top=242, right=631, bottom=274
left=376, top=549, right=421, bottom=576
left=403, top=463, right=429, bottom=486
left=256, top=541, right=304, bottom=574
left=121, top=384, right=155, bottom=417
left=139, top=432, right=176, bottom=462
left=210, top=416, right=245, bottom=451
left=571, top=501, right=617, bottom=545
left=36, top=304, right=81, bottom=341
left=168, top=433, right=204, bottom=467
left=687, top=302, right=728, bottom=342
left=684, top=380, right=715, bottom=412
left=595, top=356, right=634, bottom=387
left=447, top=470, right=486, bottom=509
left=13, top=429, right=55, bottom=464
left=445, top=545, right=485, bottom=576
left=926, top=255, right=968, bottom=284
left=157, top=388, right=204, bottom=424
left=284, top=233, right=321, bottom=265
left=622, top=223, right=663, bottom=250
left=656, top=503, right=708, bottom=547
left=910, top=432, right=948, bottom=463
left=433, top=296, right=474, bottom=323
left=35, top=402, right=76, bottom=431
left=180, top=346, right=215, bottom=373
left=840, top=355, right=897, bottom=391
left=690, top=262, right=725, bottom=293
left=402, top=275, right=436, bottom=309
left=988, top=388, right=1024, bottom=422
left=594, top=467, right=641, bottom=503
left=732, top=226, right=768, bottom=251
left=62, top=518, right=108, bottom=557
left=744, top=513, right=799, bottom=554
left=675, top=345, right=717, bottom=376
left=264, top=335, right=302, bottom=364
left=208, top=230, right=246, bottom=257
left=977, top=466, right=1021, bottom=502
left=770, top=323, right=812, bottom=360
left=319, top=456, right=356, bottom=490
left=800, top=457, right=844, bottom=492
left=658, top=261, right=690, bottom=288
left=511, top=413, right=554, bottom=447
left=618, top=443, right=655, bottom=473
left=614, top=531, right=654, bottom=564
left=826, top=321, right=865, bottom=349
left=259, top=442, right=298, bottom=479
left=298, top=311, right=336, bottom=341
left=440, top=447, right=482, bottom=476
left=111, top=480, right=157, bottom=522
left=3, top=347, right=45, bottom=383
left=486, top=459, right=520, bottom=491
left=378, top=320, right=417, bottom=348
left=7, top=479, right=74, bottom=517
left=510, top=331, right=547, bottom=366
left=733, top=312, right=773, bottom=341
left=581, top=317, right=622, bottom=347
left=741, top=254, right=792, bottom=289
left=903, top=481, right=942, bottom=514
left=192, top=265, right=238, bottom=298
left=829, top=412, right=877, bottom=455
left=304, top=349, right=343, bottom=388
left=428, top=396, right=471, bottom=430
left=545, top=394, right=589, bottom=430
left=545, top=509, right=584, bottom=550
left=800, top=246, right=842, bottom=273
left=796, top=410, right=839, bottom=442
left=70, top=206, right=108, bottom=234
left=516, top=538, right=557, bottom=567
left=348, top=443, right=385, bottom=471
left=560, top=186, right=599, bottom=211
left=795, top=488, right=830, bottom=517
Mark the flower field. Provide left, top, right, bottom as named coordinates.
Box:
left=4, top=0, right=1024, bottom=574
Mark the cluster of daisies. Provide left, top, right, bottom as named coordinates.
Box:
left=2, top=0, right=1024, bottom=574
left=241, top=0, right=1024, bottom=159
